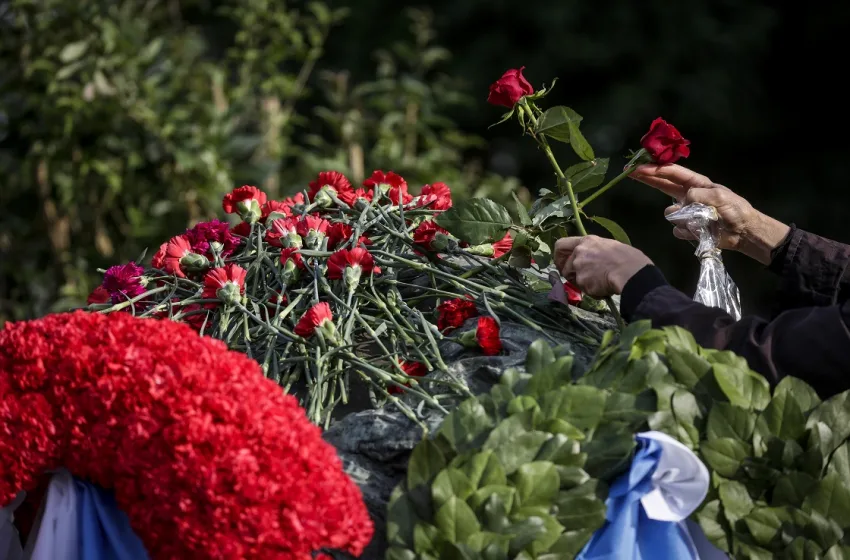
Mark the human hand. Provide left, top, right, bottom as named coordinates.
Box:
left=630, top=164, right=790, bottom=265
left=553, top=236, right=653, bottom=298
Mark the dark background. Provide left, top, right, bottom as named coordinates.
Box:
left=3, top=0, right=849, bottom=320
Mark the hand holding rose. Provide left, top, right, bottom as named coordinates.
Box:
left=553, top=235, right=653, bottom=298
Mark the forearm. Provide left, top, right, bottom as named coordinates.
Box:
left=738, top=211, right=791, bottom=265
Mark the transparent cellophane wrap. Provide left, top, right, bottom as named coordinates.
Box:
left=665, top=203, right=742, bottom=320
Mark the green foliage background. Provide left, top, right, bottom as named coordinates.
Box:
left=2, top=0, right=848, bottom=322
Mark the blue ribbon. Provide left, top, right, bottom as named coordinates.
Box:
left=76, top=481, right=149, bottom=560
left=577, top=437, right=699, bottom=560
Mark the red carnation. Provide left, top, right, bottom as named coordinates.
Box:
left=294, top=302, right=334, bottom=338
left=437, top=297, right=478, bottom=332
left=0, top=311, right=373, bottom=559
left=327, top=222, right=371, bottom=250
left=86, top=286, right=110, bottom=305
left=151, top=241, right=168, bottom=269
left=640, top=118, right=691, bottom=165
left=222, top=186, right=267, bottom=223
left=363, top=170, right=412, bottom=204
left=265, top=218, right=300, bottom=248
left=280, top=247, right=305, bottom=270
left=202, top=264, right=247, bottom=305
left=326, top=248, right=379, bottom=280
left=476, top=316, right=502, bottom=355
left=162, top=235, right=193, bottom=278
left=338, top=188, right=373, bottom=207
left=492, top=233, right=513, bottom=258
left=231, top=222, right=252, bottom=237
left=417, top=182, right=453, bottom=211
left=185, top=219, right=240, bottom=258
left=261, top=193, right=306, bottom=222
left=413, top=221, right=451, bottom=252
left=102, top=262, right=146, bottom=304
left=308, top=171, right=353, bottom=203
left=388, top=361, right=428, bottom=394
left=487, top=67, right=534, bottom=108
left=564, top=281, right=582, bottom=306
left=295, top=215, right=330, bottom=239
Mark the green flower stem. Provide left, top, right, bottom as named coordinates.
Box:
left=578, top=165, right=637, bottom=209
left=346, top=353, right=449, bottom=414
left=98, top=286, right=169, bottom=313
left=235, top=302, right=304, bottom=343
left=519, top=102, right=625, bottom=331
left=458, top=252, right=511, bottom=279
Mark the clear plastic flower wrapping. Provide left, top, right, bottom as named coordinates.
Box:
left=665, top=202, right=742, bottom=320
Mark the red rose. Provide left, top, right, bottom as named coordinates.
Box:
left=564, top=281, right=582, bottom=306
left=487, top=67, right=534, bottom=108
left=640, top=118, right=691, bottom=165
left=437, top=297, right=478, bottom=332
left=476, top=316, right=502, bottom=355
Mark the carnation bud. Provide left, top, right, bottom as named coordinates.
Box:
left=209, top=241, right=224, bottom=254
left=386, top=290, right=400, bottom=311
left=282, top=259, right=301, bottom=286
left=430, top=232, right=451, bottom=252
left=317, top=318, right=339, bottom=344
left=236, top=199, right=262, bottom=224
left=466, top=243, right=495, bottom=257
left=180, top=252, right=211, bottom=272
left=304, top=230, right=324, bottom=250
left=216, top=282, right=242, bottom=306
left=314, top=187, right=335, bottom=208
left=344, top=264, right=362, bottom=291
left=266, top=211, right=289, bottom=222
left=281, top=233, right=303, bottom=249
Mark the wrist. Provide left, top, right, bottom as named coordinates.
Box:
left=610, top=255, right=654, bottom=293
left=740, top=211, right=791, bottom=265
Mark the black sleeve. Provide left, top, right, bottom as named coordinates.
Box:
left=621, top=265, right=850, bottom=398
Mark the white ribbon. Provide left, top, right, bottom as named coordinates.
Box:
left=23, top=469, right=80, bottom=560
left=0, top=491, right=26, bottom=560
left=637, top=431, right=728, bottom=560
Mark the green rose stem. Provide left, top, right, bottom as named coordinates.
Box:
left=518, top=101, right=625, bottom=330
left=578, top=165, right=636, bottom=209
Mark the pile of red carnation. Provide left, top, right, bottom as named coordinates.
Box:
left=0, top=311, right=373, bottom=559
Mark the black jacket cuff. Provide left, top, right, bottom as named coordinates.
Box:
left=621, top=265, right=669, bottom=321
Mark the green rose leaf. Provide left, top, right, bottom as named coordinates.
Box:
left=435, top=198, right=512, bottom=245
left=718, top=480, right=754, bottom=524
left=701, top=437, right=752, bottom=478
left=662, top=326, right=700, bottom=352
left=531, top=196, right=573, bottom=226
left=707, top=402, right=756, bottom=442
left=435, top=496, right=481, bottom=544
left=802, top=472, right=850, bottom=529
left=408, top=438, right=448, bottom=488
left=713, top=361, right=771, bottom=411
left=413, top=522, right=442, bottom=554
left=772, top=471, right=817, bottom=508
left=512, top=192, right=532, bottom=227
left=432, top=469, right=475, bottom=509
left=508, top=512, right=564, bottom=557
left=540, top=385, right=607, bottom=432
left=807, top=391, right=850, bottom=458
left=589, top=216, right=631, bottom=245
left=667, top=347, right=712, bottom=389
left=515, top=461, right=560, bottom=508
left=468, top=485, right=516, bottom=513
left=438, top=399, right=495, bottom=453
left=566, top=159, right=610, bottom=193
left=567, top=123, right=595, bottom=161
left=493, top=431, right=552, bottom=475
left=535, top=106, right=582, bottom=143
left=465, top=531, right=510, bottom=554
left=743, top=506, right=790, bottom=546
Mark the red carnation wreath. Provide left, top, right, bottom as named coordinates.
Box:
left=0, top=311, right=372, bottom=559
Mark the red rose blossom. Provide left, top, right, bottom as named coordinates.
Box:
left=294, top=302, right=334, bottom=338
left=564, top=281, right=582, bottom=306
left=308, top=171, right=353, bottom=202
left=326, top=248, right=378, bottom=280
left=86, top=286, right=110, bottom=305
left=640, top=118, right=691, bottom=165
left=417, top=182, right=453, bottom=211
left=222, top=185, right=267, bottom=214
left=476, top=316, right=502, bottom=355
left=487, top=67, right=534, bottom=108
left=413, top=221, right=451, bottom=252
left=202, top=264, right=247, bottom=303
left=102, top=262, right=146, bottom=304
left=437, top=297, right=478, bottom=332
left=492, top=233, right=513, bottom=258
left=0, top=311, right=373, bottom=559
